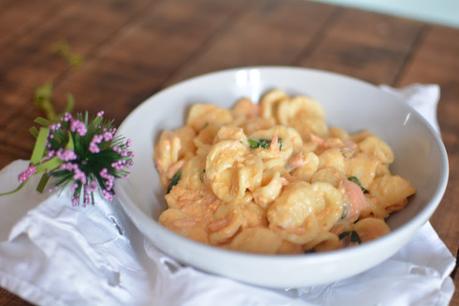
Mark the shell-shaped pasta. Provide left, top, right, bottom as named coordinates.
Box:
left=358, top=136, right=394, bottom=164
left=353, top=217, right=390, bottom=242
left=365, top=195, right=388, bottom=218
left=292, top=151, right=320, bottom=181
left=241, top=202, right=267, bottom=227
left=272, top=214, right=320, bottom=244
left=230, top=227, right=282, bottom=254
left=193, top=124, right=220, bottom=149
left=248, top=126, right=302, bottom=170
left=206, top=141, right=263, bottom=201
left=318, top=148, right=345, bottom=174
left=187, top=104, right=233, bottom=131
left=206, top=140, right=247, bottom=180
left=214, top=126, right=247, bottom=143
left=351, top=130, right=373, bottom=143
left=252, top=171, right=284, bottom=208
left=165, top=185, right=218, bottom=218
left=291, top=116, right=328, bottom=139
left=276, top=96, right=325, bottom=125
left=311, top=167, right=344, bottom=187
left=159, top=208, right=208, bottom=243
left=179, top=155, right=206, bottom=190
left=155, top=131, right=182, bottom=187
left=369, top=175, right=416, bottom=209
left=260, top=89, right=288, bottom=120
left=241, top=117, right=276, bottom=135
left=311, top=182, right=345, bottom=231
left=304, top=232, right=342, bottom=252
left=208, top=204, right=244, bottom=244
left=345, top=153, right=380, bottom=188
left=329, top=127, right=350, bottom=140
left=277, top=240, right=304, bottom=254
left=375, top=163, right=390, bottom=177
left=232, top=98, right=258, bottom=119
left=175, top=126, right=197, bottom=159
left=267, top=181, right=316, bottom=229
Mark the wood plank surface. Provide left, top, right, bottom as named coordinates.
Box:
left=0, top=0, right=457, bottom=305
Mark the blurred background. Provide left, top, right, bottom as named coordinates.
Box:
left=316, top=0, right=459, bottom=28
left=0, top=0, right=458, bottom=304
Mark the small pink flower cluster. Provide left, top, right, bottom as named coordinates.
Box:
left=18, top=165, right=36, bottom=183
left=61, top=162, right=87, bottom=184
left=16, top=110, right=133, bottom=206
left=89, top=128, right=116, bottom=153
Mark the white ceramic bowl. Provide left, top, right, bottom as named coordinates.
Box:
left=115, top=67, right=448, bottom=288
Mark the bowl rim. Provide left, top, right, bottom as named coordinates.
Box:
left=116, top=65, right=449, bottom=262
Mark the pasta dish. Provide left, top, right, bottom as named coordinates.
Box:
left=154, top=89, right=416, bottom=254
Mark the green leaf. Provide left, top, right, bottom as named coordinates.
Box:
left=29, top=127, right=39, bottom=138
left=167, top=171, right=181, bottom=193
left=34, top=83, right=58, bottom=121
left=347, top=176, right=369, bottom=193
left=51, top=41, right=83, bottom=68
left=34, top=117, right=51, bottom=127
left=0, top=182, right=26, bottom=196
left=65, top=132, right=74, bottom=150
left=36, top=173, right=50, bottom=193
left=31, top=128, right=49, bottom=164
left=35, top=157, right=62, bottom=172
left=65, top=94, right=75, bottom=113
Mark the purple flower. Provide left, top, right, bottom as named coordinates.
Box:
left=103, top=131, right=113, bottom=142
left=97, top=111, right=104, bottom=117
left=100, top=168, right=115, bottom=190
left=89, top=134, right=104, bottom=153
left=87, top=181, right=98, bottom=192
left=102, top=189, right=113, bottom=201
left=18, top=165, right=36, bottom=183
left=70, top=119, right=87, bottom=136
left=49, top=123, right=61, bottom=131
left=56, top=149, right=77, bottom=161
left=61, top=163, right=86, bottom=184
left=63, top=112, right=72, bottom=122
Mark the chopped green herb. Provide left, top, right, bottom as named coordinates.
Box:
left=167, top=171, right=181, bottom=193
left=350, top=231, right=361, bottom=244
left=339, top=231, right=361, bottom=244
left=248, top=138, right=259, bottom=149
left=248, top=138, right=282, bottom=150
left=347, top=176, right=369, bottom=193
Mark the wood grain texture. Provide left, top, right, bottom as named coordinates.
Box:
left=297, top=8, right=424, bottom=84
left=0, top=0, right=457, bottom=305
left=52, top=0, right=247, bottom=121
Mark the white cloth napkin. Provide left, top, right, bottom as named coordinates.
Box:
left=0, top=84, right=455, bottom=306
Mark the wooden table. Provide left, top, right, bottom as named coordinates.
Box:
left=0, top=0, right=457, bottom=304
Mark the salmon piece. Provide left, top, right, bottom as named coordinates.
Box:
left=342, top=179, right=370, bottom=222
